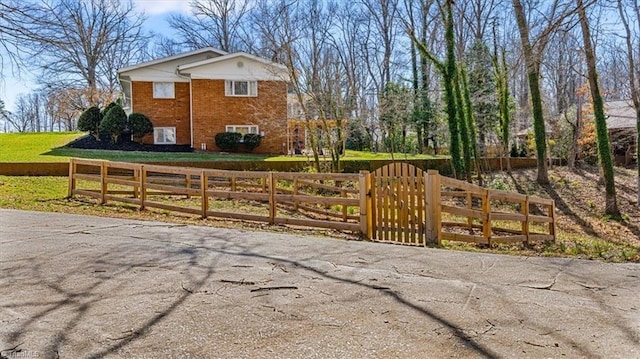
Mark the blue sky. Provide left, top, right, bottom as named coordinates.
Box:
left=0, top=0, right=189, bottom=112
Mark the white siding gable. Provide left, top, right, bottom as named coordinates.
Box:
left=119, top=52, right=224, bottom=82
left=180, top=54, right=289, bottom=82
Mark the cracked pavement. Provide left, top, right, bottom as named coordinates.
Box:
left=1, top=209, right=639, bottom=358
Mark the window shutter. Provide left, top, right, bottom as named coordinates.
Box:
left=249, top=81, right=257, bottom=96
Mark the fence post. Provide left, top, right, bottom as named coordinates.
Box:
left=425, top=170, right=441, bottom=245
left=67, top=158, right=76, bottom=198
left=185, top=174, right=192, bottom=199
left=359, top=171, right=370, bottom=239
left=268, top=172, right=276, bottom=224
left=482, top=189, right=491, bottom=245
left=466, top=191, right=473, bottom=232
left=100, top=161, right=107, bottom=205
left=293, top=178, right=299, bottom=211
left=133, top=167, right=139, bottom=199
left=522, top=196, right=530, bottom=244
left=140, top=165, right=146, bottom=210
left=548, top=200, right=556, bottom=241
left=201, top=170, right=208, bottom=219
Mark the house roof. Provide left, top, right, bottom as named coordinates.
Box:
left=516, top=123, right=554, bottom=137
left=605, top=100, right=637, bottom=130
left=177, top=52, right=287, bottom=72
left=117, top=47, right=228, bottom=74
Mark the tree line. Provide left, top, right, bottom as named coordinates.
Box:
left=1, top=0, right=639, bottom=215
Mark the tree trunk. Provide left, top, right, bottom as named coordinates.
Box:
left=461, top=64, right=482, bottom=184
left=578, top=0, right=620, bottom=216
left=444, top=0, right=463, bottom=178
left=567, top=96, right=583, bottom=170
left=512, top=0, right=549, bottom=184
left=617, top=0, right=640, bottom=207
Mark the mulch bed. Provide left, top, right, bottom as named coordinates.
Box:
left=66, top=134, right=193, bottom=153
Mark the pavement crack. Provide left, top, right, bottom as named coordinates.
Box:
left=462, top=284, right=477, bottom=311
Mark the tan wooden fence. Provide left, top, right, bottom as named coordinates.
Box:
left=427, top=170, right=556, bottom=246
left=68, top=159, right=555, bottom=246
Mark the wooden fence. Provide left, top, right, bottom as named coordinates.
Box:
left=68, top=158, right=365, bottom=233
left=68, top=159, right=555, bottom=246
left=428, top=170, right=556, bottom=245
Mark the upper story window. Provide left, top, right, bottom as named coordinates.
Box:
left=153, top=82, right=175, bottom=99
left=225, top=80, right=257, bottom=97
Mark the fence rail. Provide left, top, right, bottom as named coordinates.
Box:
left=429, top=170, right=555, bottom=246
left=68, top=158, right=365, bottom=233
left=68, top=159, right=556, bottom=246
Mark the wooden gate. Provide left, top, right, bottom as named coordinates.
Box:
left=370, top=163, right=427, bottom=245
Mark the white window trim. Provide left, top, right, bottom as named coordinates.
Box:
left=225, top=80, right=257, bottom=97
left=226, top=125, right=259, bottom=134
left=153, top=82, right=175, bottom=99
left=154, top=127, right=176, bottom=144
left=225, top=125, right=259, bottom=142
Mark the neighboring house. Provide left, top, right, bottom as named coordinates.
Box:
left=285, top=93, right=347, bottom=156
left=118, top=48, right=289, bottom=153
left=606, top=100, right=637, bottom=165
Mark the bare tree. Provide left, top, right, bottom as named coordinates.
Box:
left=6, top=93, right=38, bottom=132
left=617, top=0, right=640, bottom=206
left=512, top=0, right=579, bottom=184
left=457, top=0, right=501, bottom=43
left=3, top=0, right=147, bottom=106
left=169, top=0, right=251, bottom=52
left=360, top=0, right=400, bottom=93
left=151, top=35, right=185, bottom=58
left=0, top=1, right=40, bottom=77
left=577, top=0, right=620, bottom=216
left=0, top=100, right=11, bottom=132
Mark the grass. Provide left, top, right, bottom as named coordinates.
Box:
left=1, top=175, right=638, bottom=262
left=0, top=132, right=84, bottom=162
left=46, top=147, right=270, bottom=162
left=0, top=132, right=443, bottom=163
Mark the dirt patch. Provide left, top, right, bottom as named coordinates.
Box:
left=484, top=165, right=640, bottom=249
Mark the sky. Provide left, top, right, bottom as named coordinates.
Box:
left=0, top=0, right=190, bottom=112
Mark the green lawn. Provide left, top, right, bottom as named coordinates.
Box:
left=0, top=132, right=442, bottom=163
left=0, top=132, right=85, bottom=162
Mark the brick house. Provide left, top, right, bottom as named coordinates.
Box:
left=118, top=48, right=289, bottom=154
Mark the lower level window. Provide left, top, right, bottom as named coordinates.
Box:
left=226, top=125, right=259, bottom=136
left=154, top=127, right=176, bottom=144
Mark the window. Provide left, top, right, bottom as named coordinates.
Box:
left=226, top=125, right=259, bottom=138
left=153, top=82, right=175, bottom=99
left=154, top=127, right=176, bottom=144
left=225, top=80, right=257, bottom=97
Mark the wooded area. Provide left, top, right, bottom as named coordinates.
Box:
left=1, top=0, right=640, bottom=215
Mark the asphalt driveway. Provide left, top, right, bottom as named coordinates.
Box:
left=1, top=209, right=639, bottom=358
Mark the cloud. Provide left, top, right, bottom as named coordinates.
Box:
left=133, top=0, right=191, bottom=15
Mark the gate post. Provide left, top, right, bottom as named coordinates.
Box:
left=358, top=170, right=371, bottom=239
left=425, top=170, right=442, bottom=245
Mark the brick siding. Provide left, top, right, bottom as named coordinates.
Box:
left=132, top=81, right=191, bottom=145
left=191, top=79, right=287, bottom=154
left=132, top=80, right=287, bottom=154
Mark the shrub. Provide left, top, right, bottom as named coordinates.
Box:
left=102, top=102, right=118, bottom=117
left=243, top=133, right=262, bottom=152
left=99, top=104, right=128, bottom=143
left=215, top=132, right=242, bottom=152
left=128, top=113, right=154, bottom=143
left=77, top=106, right=102, bottom=139
left=510, top=143, right=518, bottom=158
